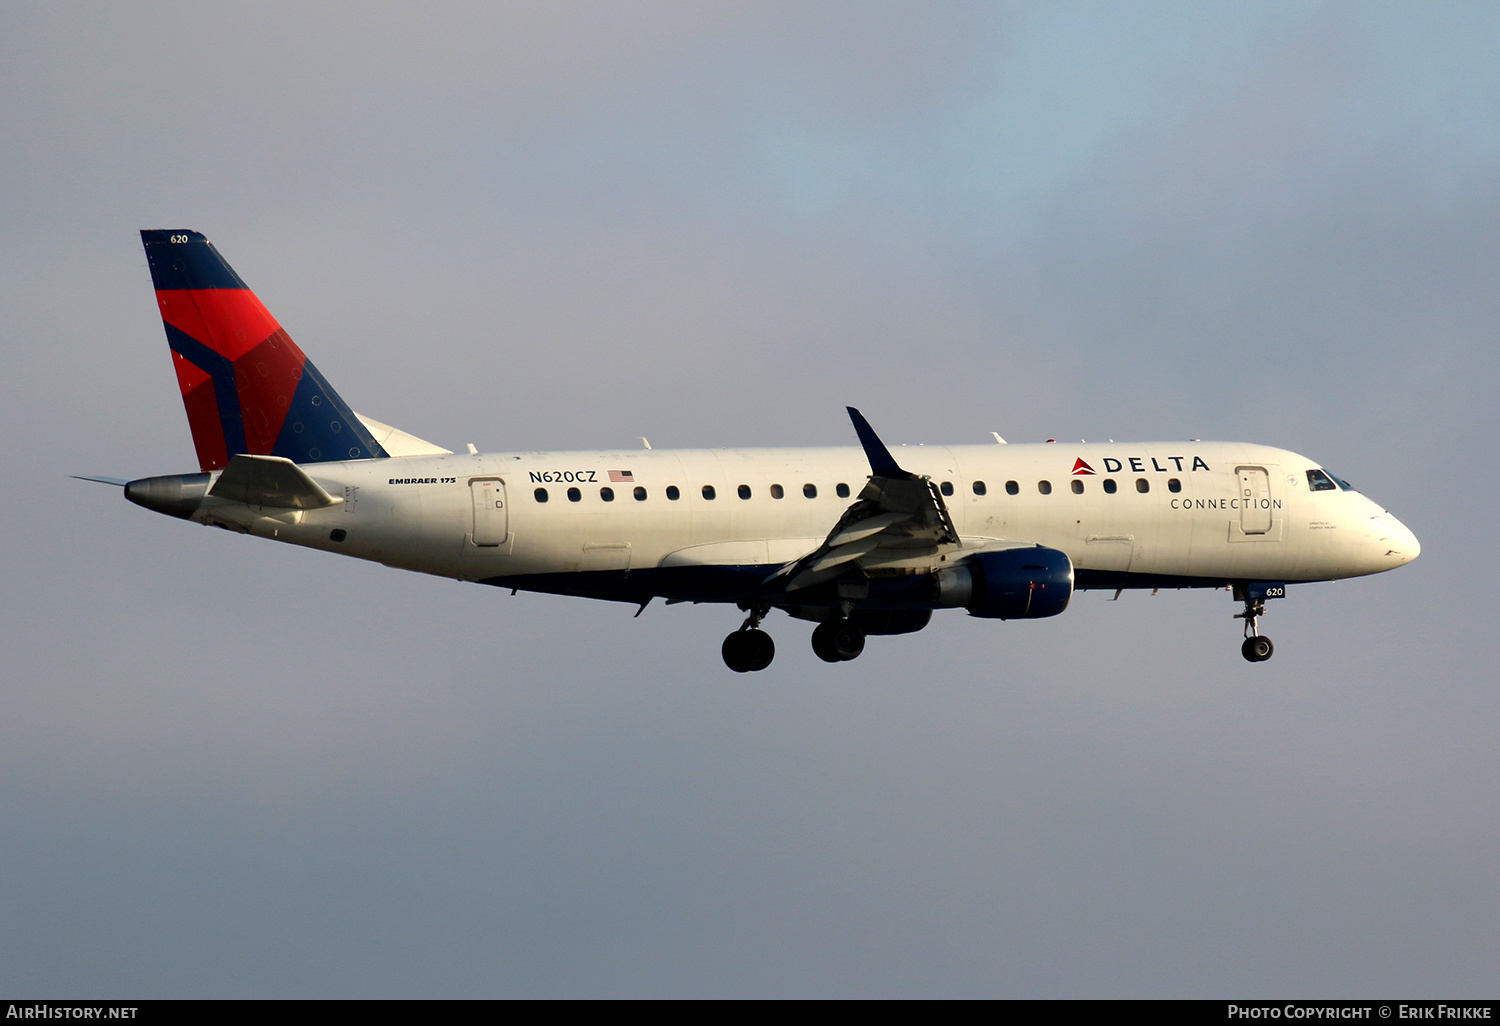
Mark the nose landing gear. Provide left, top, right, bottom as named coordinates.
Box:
left=722, top=606, right=775, bottom=672
left=1235, top=590, right=1274, bottom=662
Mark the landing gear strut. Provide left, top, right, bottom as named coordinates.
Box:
left=811, top=619, right=865, bottom=663
left=722, top=606, right=775, bottom=672
left=1235, top=594, right=1274, bottom=663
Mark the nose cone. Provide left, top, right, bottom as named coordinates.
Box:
left=1369, top=510, right=1420, bottom=569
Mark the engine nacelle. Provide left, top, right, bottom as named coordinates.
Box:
left=937, top=547, right=1074, bottom=620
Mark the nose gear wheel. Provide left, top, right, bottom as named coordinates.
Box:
left=1234, top=594, right=1274, bottom=662
left=1241, top=635, right=1274, bottom=662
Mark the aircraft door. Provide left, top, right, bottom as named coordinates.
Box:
left=1237, top=467, right=1273, bottom=534
left=470, top=479, right=508, bottom=546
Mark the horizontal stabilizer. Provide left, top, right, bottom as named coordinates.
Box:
left=355, top=413, right=452, bottom=457
left=72, top=475, right=130, bottom=487
left=208, top=454, right=340, bottom=509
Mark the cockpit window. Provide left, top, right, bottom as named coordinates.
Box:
left=1306, top=469, right=1338, bottom=492
left=1331, top=473, right=1355, bottom=492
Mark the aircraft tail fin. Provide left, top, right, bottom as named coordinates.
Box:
left=140, top=230, right=387, bottom=471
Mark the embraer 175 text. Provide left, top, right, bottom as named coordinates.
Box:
left=88, top=230, right=1420, bottom=670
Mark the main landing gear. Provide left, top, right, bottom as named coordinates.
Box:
left=722, top=606, right=775, bottom=673
left=719, top=609, right=870, bottom=670
left=1236, top=593, right=1274, bottom=663
left=811, top=619, right=865, bottom=663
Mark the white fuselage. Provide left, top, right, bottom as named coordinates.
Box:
left=187, top=440, right=1419, bottom=597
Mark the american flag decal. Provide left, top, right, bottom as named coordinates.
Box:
left=609, top=470, right=634, bottom=483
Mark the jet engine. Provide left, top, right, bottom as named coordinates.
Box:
left=936, top=547, right=1074, bottom=619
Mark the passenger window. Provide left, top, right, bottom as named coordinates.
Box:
left=1005, top=480, right=1019, bottom=495
left=940, top=481, right=953, bottom=496
left=1071, top=479, right=1083, bottom=494
left=836, top=483, right=850, bottom=498
left=702, top=485, right=716, bottom=500
left=567, top=487, right=581, bottom=502
left=666, top=485, right=680, bottom=501
left=1307, top=469, right=1338, bottom=492
left=738, top=484, right=752, bottom=500
left=633, top=486, right=647, bottom=501
left=770, top=484, right=784, bottom=499
left=600, top=487, right=614, bottom=502
left=973, top=481, right=987, bottom=496
left=534, top=488, right=548, bottom=503
left=1136, top=478, right=1149, bottom=493
left=804, top=483, right=817, bottom=498
left=1038, top=480, right=1052, bottom=495
left=1167, top=479, right=1181, bottom=493
left=1103, top=479, right=1117, bottom=494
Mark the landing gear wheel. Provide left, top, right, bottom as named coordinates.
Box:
left=811, top=623, right=842, bottom=663
left=811, top=620, right=866, bottom=663
left=1234, top=587, right=1276, bottom=662
left=1241, top=635, right=1274, bottom=663
left=723, top=628, right=775, bottom=672
left=742, top=628, right=774, bottom=671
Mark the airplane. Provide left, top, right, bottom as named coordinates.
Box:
left=87, top=229, right=1421, bottom=671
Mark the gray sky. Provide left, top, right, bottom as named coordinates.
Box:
left=2, top=1, right=1496, bottom=997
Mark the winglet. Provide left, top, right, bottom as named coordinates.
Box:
left=846, top=407, right=905, bottom=478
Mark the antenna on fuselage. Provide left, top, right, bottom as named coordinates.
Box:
left=991, top=432, right=1006, bottom=444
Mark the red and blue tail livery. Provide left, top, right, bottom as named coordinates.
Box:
left=141, top=230, right=385, bottom=471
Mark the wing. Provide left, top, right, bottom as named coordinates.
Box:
left=765, top=408, right=960, bottom=593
